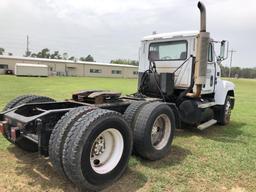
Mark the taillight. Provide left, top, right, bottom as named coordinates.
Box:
left=0, top=121, right=7, bottom=134
left=0, top=123, right=4, bottom=134
left=11, top=127, right=18, bottom=141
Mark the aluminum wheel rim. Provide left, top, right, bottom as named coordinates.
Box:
left=90, top=128, right=124, bottom=174
left=225, top=100, right=231, bottom=122
left=151, top=114, right=171, bottom=150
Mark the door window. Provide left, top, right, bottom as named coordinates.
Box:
left=208, top=43, right=214, bottom=62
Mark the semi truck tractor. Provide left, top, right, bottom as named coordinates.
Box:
left=0, top=2, right=235, bottom=191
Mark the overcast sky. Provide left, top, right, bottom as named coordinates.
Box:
left=0, top=0, right=255, bottom=67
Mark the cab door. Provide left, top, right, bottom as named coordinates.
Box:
left=202, top=42, right=216, bottom=94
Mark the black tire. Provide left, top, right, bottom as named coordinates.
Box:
left=218, top=96, right=232, bottom=125
left=133, top=102, right=175, bottom=160
left=15, top=95, right=55, bottom=106
left=49, top=106, right=96, bottom=177
left=2, top=95, right=56, bottom=152
left=123, top=101, right=148, bottom=129
left=3, top=95, right=35, bottom=111
left=62, top=109, right=133, bottom=191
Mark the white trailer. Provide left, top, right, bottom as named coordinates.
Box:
left=15, top=63, right=48, bottom=77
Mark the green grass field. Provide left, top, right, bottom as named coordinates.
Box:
left=0, top=75, right=255, bottom=192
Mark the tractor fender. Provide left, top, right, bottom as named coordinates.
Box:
left=214, top=79, right=235, bottom=106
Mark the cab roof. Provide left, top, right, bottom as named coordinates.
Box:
left=142, top=30, right=198, bottom=41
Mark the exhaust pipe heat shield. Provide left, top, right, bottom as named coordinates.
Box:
left=195, top=31, right=210, bottom=85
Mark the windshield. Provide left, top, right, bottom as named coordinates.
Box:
left=149, top=40, right=188, bottom=61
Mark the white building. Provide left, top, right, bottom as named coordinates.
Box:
left=0, top=56, right=138, bottom=78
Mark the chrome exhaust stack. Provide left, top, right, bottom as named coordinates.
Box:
left=189, top=1, right=210, bottom=97
left=198, top=1, right=206, bottom=32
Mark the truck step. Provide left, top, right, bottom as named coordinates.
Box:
left=198, top=102, right=215, bottom=109
left=197, top=119, right=217, bottom=130
left=24, top=134, right=39, bottom=143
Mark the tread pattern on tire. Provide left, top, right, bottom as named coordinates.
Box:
left=15, top=95, right=55, bottom=106
left=3, top=95, right=34, bottom=111
left=49, top=106, right=96, bottom=177
left=123, top=101, right=148, bottom=129
left=62, top=108, right=132, bottom=191
left=134, top=102, right=161, bottom=156
left=133, top=101, right=175, bottom=160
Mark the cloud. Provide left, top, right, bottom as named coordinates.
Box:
left=45, top=0, right=179, bottom=16
left=0, top=0, right=255, bottom=67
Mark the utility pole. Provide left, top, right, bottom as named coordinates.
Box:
left=25, top=35, right=30, bottom=57
left=228, top=50, right=236, bottom=78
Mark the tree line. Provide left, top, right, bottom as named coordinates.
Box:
left=1, top=47, right=140, bottom=66
left=24, top=48, right=95, bottom=62
left=0, top=47, right=95, bottom=62
left=0, top=48, right=13, bottom=56
left=220, top=65, right=256, bottom=79
left=1, top=46, right=142, bottom=66
left=110, top=59, right=139, bottom=66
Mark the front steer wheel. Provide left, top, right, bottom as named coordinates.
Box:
left=62, top=108, right=133, bottom=191
left=2, top=95, right=56, bottom=152
left=218, top=95, right=232, bottom=125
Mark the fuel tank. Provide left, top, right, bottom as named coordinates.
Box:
left=179, top=99, right=214, bottom=125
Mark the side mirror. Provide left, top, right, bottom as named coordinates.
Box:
left=218, top=40, right=229, bottom=61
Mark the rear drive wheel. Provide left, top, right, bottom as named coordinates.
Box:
left=123, top=101, right=148, bottom=129
left=134, top=102, right=175, bottom=160
left=62, top=109, right=133, bottom=191
left=15, top=95, right=55, bottom=106
left=3, top=95, right=34, bottom=111
left=2, top=95, right=55, bottom=152
left=218, top=96, right=232, bottom=125
left=49, top=106, right=96, bottom=177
